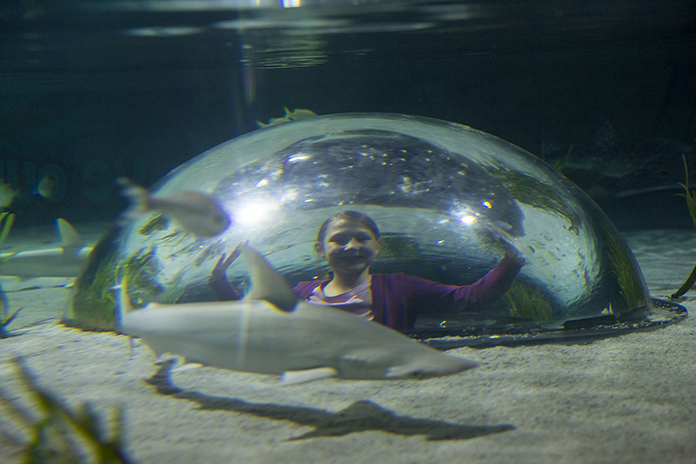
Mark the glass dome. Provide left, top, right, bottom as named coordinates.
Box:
left=66, top=113, right=685, bottom=345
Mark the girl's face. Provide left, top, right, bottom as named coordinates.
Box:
left=314, top=220, right=382, bottom=275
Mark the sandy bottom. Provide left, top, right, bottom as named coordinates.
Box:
left=1, top=227, right=695, bottom=463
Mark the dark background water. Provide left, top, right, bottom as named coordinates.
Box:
left=1, top=0, right=695, bottom=230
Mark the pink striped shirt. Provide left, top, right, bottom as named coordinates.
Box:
left=307, top=276, right=374, bottom=320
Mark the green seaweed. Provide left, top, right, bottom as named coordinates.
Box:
left=192, top=241, right=226, bottom=267
left=156, top=269, right=188, bottom=304
left=503, top=282, right=554, bottom=322
left=68, top=242, right=163, bottom=331
left=677, top=154, right=696, bottom=229
left=0, top=211, right=15, bottom=243
left=1, top=212, right=19, bottom=337
left=137, top=214, right=169, bottom=236
left=672, top=154, right=696, bottom=298
left=540, top=144, right=575, bottom=174
left=0, top=357, right=131, bottom=463
left=379, top=234, right=422, bottom=260
left=0, top=306, right=23, bottom=338
left=553, top=145, right=575, bottom=174
left=599, top=221, right=648, bottom=311
left=485, top=165, right=582, bottom=232
left=122, top=248, right=164, bottom=304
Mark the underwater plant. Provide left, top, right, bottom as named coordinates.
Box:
left=540, top=144, right=575, bottom=174
left=137, top=213, right=169, bottom=236
left=599, top=221, right=649, bottom=311
left=0, top=307, right=23, bottom=339
left=68, top=244, right=163, bottom=331
left=503, top=282, right=555, bottom=322
left=485, top=165, right=582, bottom=232
left=378, top=234, right=422, bottom=260
left=0, top=357, right=131, bottom=463
left=0, top=211, right=15, bottom=243
left=672, top=154, right=696, bottom=299
left=0, top=183, right=18, bottom=210
left=0, top=211, right=19, bottom=337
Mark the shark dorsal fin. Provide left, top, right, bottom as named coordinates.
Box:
left=55, top=219, right=83, bottom=248
left=240, top=243, right=298, bottom=312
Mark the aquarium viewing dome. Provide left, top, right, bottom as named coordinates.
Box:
left=67, top=113, right=685, bottom=346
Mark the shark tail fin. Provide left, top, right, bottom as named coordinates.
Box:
left=55, top=218, right=83, bottom=248
left=239, top=243, right=298, bottom=312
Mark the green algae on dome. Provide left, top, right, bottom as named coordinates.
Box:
left=65, top=113, right=685, bottom=344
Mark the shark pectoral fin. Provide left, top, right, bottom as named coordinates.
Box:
left=171, top=362, right=203, bottom=373
left=240, top=243, right=298, bottom=312
left=385, top=365, right=421, bottom=379
left=384, top=355, right=478, bottom=379
left=281, top=367, right=338, bottom=385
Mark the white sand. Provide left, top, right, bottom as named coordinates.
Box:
left=1, top=228, right=695, bottom=463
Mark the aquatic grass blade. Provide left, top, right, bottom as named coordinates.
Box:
left=0, top=212, right=15, bottom=243
left=673, top=154, right=696, bottom=298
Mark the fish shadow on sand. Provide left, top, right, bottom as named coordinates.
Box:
left=145, top=360, right=515, bottom=441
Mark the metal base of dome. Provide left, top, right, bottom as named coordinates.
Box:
left=415, top=298, right=687, bottom=349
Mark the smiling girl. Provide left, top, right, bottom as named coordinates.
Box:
left=210, top=211, right=524, bottom=332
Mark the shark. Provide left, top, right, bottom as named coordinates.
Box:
left=0, top=219, right=92, bottom=278
left=117, top=243, right=479, bottom=385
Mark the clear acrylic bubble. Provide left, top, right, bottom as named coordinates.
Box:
left=68, top=113, right=685, bottom=344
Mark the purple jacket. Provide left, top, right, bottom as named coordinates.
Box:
left=292, top=255, right=522, bottom=331
left=210, top=255, right=523, bottom=332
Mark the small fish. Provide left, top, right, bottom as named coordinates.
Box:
left=35, top=173, right=58, bottom=199
left=284, top=107, right=317, bottom=120
left=0, top=183, right=17, bottom=209
left=117, top=178, right=230, bottom=238
left=256, top=116, right=290, bottom=128
left=256, top=107, right=317, bottom=128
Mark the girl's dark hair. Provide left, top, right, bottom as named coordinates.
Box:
left=316, top=211, right=380, bottom=243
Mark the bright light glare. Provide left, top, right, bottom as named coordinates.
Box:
left=451, top=208, right=478, bottom=226
left=460, top=215, right=477, bottom=225
left=287, top=155, right=310, bottom=163
left=234, top=200, right=277, bottom=226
